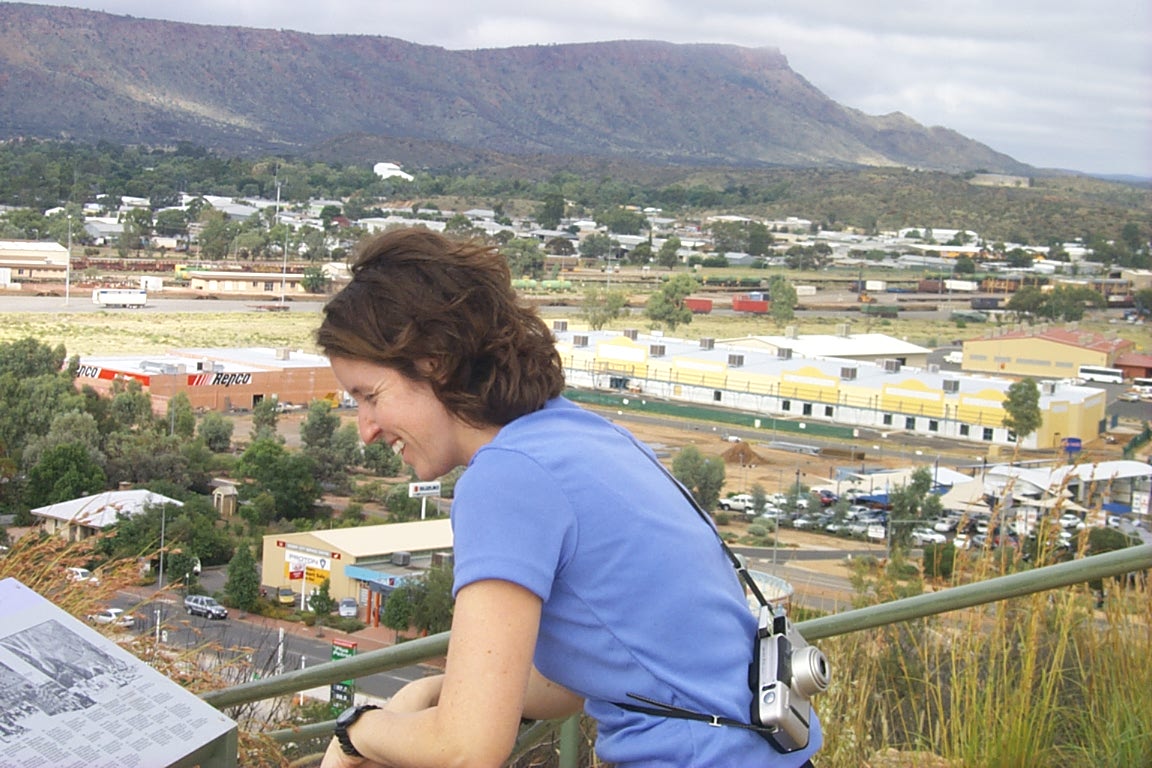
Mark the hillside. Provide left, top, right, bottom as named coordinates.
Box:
left=0, top=3, right=1030, bottom=174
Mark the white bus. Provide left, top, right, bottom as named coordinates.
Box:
left=1132, top=377, right=1152, bottom=393
left=1077, top=365, right=1124, bottom=384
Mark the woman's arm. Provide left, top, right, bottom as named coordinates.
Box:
left=321, top=578, right=544, bottom=768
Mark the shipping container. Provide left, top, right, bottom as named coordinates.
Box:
left=970, top=297, right=1003, bottom=310
left=684, top=297, right=714, bottom=314
left=732, top=294, right=770, bottom=314
left=794, top=285, right=817, bottom=297
left=944, top=279, right=978, bottom=292
left=865, top=279, right=887, bottom=292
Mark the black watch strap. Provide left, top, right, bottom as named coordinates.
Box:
left=335, top=704, right=380, bottom=757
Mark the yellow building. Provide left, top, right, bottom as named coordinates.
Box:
left=553, top=325, right=1107, bottom=450
left=261, top=519, right=453, bottom=624
left=962, top=326, right=1134, bottom=378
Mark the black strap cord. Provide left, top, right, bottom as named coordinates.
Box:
left=616, top=693, right=775, bottom=736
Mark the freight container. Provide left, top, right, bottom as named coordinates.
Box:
left=683, top=297, right=714, bottom=314
left=794, top=285, right=817, bottom=297
left=944, top=279, right=978, bottom=292
left=864, top=279, right=887, bottom=292
left=732, top=294, right=770, bottom=314
left=92, top=288, right=147, bottom=307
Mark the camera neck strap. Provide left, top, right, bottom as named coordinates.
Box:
left=634, top=438, right=771, bottom=609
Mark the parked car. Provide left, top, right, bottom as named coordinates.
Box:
left=1059, top=513, right=1084, bottom=529
left=277, top=586, right=297, bottom=605
left=338, top=597, right=359, bottom=618
left=911, top=528, right=948, bottom=546
left=791, top=515, right=818, bottom=529
left=846, top=504, right=872, bottom=519
left=67, top=566, right=96, bottom=583
left=87, top=608, right=134, bottom=628
left=1118, top=391, right=1141, bottom=402
left=816, top=489, right=839, bottom=506
left=184, top=594, right=228, bottom=619
left=933, top=517, right=960, bottom=533
left=719, top=494, right=754, bottom=512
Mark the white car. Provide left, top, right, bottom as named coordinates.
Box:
left=719, top=494, right=754, bottom=512
left=911, top=528, right=947, bottom=546
left=88, top=608, right=134, bottom=628
left=338, top=597, right=359, bottom=618
left=67, top=567, right=97, bottom=583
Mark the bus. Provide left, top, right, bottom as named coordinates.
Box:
left=1132, top=377, right=1152, bottom=394
left=1077, top=365, right=1124, bottom=384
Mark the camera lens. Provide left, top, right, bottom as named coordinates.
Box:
left=791, top=646, right=831, bottom=697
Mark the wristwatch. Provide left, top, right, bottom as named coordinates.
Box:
left=334, top=704, right=381, bottom=757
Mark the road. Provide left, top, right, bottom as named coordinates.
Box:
left=111, top=570, right=434, bottom=702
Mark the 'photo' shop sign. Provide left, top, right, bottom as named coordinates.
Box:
left=284, top=550, right=332, bottom=583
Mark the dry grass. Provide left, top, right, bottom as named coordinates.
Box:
left=0, top=311, right=323, bottom=356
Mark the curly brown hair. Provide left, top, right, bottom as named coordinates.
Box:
left=316, top=227, right=565, bottom=427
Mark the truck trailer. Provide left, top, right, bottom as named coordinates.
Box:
left=92, top=288, right=148, bottom=308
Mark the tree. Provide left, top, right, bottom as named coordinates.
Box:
left=224, top=542, right=261, bottom=612
left=166, top=392, right=196, bottom=439
left=953, top=255, right=976, bottom=274
left=198, top=411, right=234, bottom=452
left=251, top=397, right=279, bottom=441
left=1002, top=378, right=1042, bottom=441
left=671, top=445, right=725, bottom=511
left=767, top=274, right=797, bottom=327
left=25, top=443, right=107, bottom=507
left=300, top=266, right=331, bottom=294
left=580, top=287, right=628, bottom=330
left=536, top=192, right=565, bottom=230
left=656, top=236, right=681, bottom=269
left=309, top=577, right=336, bottom=617
left=645, top=273, right=697, bottom=331
left=579, top=232, right=613, bottom=260
left=500, top=237, right=545, bottom=279
left=1006, top=286, right=1047, bottom=319
left=235, top=438, right=320, bottom=520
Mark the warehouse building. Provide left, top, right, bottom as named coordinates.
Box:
left=554, top=325, right=1106, bottom=450
left=960, top=326, right=1135, bottom=378
left=75, top=346, right=343, bottom=413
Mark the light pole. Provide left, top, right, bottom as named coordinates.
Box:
left=65, top=214, right=72, bottom=306
left=276, top=180, right=288, bottom=305
left=154, top=506, right=167, bottom=645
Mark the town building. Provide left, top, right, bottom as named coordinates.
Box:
left=0, top=239, right=70, bottom=282
left=555, top=325, right=1106, bottom=450
left=31, top=488, right=182, bottom=542
left=260, top=519, right=453, bottom=624
left=960, top=325, right=1135, bottom=378
left=75, top=346, right=343, bottom=414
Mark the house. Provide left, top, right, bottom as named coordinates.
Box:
left=32, top=489, right=183, bottom=542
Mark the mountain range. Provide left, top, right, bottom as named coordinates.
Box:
left=0, top=3, right=1033, bottom=175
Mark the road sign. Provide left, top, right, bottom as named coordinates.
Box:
left=1062, top=437, right=1082, bottom=453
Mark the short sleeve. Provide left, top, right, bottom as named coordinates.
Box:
left=450, top=447, right=576, bottom=602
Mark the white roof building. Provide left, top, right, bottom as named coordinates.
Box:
left=32, top=489, right=183, bottom=541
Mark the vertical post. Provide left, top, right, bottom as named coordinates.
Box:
left=65, top=214, right=72, bottom=305
left=558, top=715, right=581, bottom=768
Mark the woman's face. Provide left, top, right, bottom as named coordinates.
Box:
left=329, top=355, right=478, bottom=481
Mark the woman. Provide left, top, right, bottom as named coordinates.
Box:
left=317, top=227, right=822, bottom=767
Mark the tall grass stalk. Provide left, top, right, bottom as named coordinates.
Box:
left=814, top=539, right=1151, bottom=768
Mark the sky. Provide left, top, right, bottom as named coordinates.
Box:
left=14, top=1, right=1152, bottom=177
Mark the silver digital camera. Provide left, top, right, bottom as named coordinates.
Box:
left=749, top=605, right=830, bottom=753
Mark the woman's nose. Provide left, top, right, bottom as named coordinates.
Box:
left=358, top=410, right=382, bottom=445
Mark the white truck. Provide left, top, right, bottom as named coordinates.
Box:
left=92, top=288, right=147, bottom=307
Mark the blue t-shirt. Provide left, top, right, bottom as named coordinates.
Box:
left=452, top=398, right=822, bottom=767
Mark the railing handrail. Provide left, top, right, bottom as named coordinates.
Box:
left=204, top=543, right=1152, bottom=743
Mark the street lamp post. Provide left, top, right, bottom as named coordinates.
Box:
left=154, top=507, right=167, bottom=645
left=65, top=214, right=72, bottom=306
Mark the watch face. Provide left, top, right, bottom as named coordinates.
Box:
left=337, top=705, right=361, bottom=726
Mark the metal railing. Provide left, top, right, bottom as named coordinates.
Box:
left=202, top=543, right=1152, bottom=762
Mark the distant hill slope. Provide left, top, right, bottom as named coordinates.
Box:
left=0, top=3, right=1031, bottom=174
